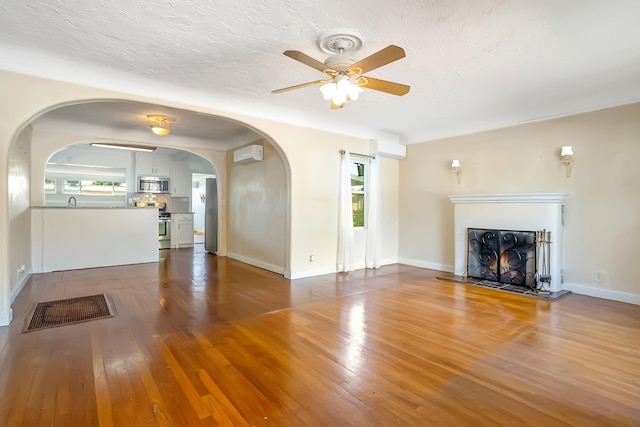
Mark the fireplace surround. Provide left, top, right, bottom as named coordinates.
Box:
left=449, top=193, right=567, bottom=292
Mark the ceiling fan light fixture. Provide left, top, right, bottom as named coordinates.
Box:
left=333, top=91, right=348, bottom=106
left=147, top=115, right=175, bottom=137
left=320, top=82, right=336, bottom=100
left=274, top=39, right=409, bottom=109
left=347, top=84, right=363, bottom=101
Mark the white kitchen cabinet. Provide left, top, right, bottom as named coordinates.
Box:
left=171, top=213, right=194, bottom=248
left=135, top=152, right=171, bottom=176
left=171, top=160, right=191, bottom=196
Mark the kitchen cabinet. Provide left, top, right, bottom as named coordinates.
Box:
left=171, top=160, right=191, bottom=196
left=171, top=213, right=194, bottom=248
left=136, top=152, right=171, bottom=176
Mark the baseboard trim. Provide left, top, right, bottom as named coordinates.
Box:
left=10, top=273, right=31, bottom=304
left=289, top=267, right=337, bottom=280
left=563, top=283, right=640, bottom=305
left=0, top=310, right=12, bottom=326
left=290, top=259, right=410, bottom=280
left=397, top=258, right=454, bottom=273
left=226, top=252, right=285, bottom=275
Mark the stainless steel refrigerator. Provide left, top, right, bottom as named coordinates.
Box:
left=204, top=177, right=218, bottom=254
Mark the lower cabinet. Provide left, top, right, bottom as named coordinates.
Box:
left=171, top=213, right=194, bottom=248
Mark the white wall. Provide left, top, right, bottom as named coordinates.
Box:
left=399, top=103, right=640, bottom=303
left=8, top=125, right=31, bottom=308
left=227, top=140, right=287, bottom=273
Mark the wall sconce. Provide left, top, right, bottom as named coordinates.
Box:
left=451, top=159, right=461, bottom=184
left=560, top=146, right=574, bottom=178
left=147, top=115, right=175, bottom=136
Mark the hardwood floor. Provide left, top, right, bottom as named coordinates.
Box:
left=1, top=246, right=639, bottom=426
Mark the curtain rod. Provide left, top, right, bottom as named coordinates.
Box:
left=339, top=149, right=375, bottom=159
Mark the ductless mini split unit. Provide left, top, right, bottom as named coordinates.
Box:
left=233, top=145, right=263, bottom=164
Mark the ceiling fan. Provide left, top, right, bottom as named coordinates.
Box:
left=272, top=31, right=410, bottom=109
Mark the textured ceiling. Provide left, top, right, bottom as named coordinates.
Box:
left=1, top=0, right=639, bottom=144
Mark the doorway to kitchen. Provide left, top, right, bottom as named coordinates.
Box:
left=192, top=173, right=215, bottom=245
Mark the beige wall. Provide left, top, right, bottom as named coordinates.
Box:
left=399, top=103, right=640, bottom=301
left=226, top=139, right=287, bottom=273
left=8, top=125, right=31, bottom=301
left=380, top=157, right=400, bottom=264
left=0, top=69, right=386, bottom=323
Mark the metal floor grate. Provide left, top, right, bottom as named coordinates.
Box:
left=24, top=294, right=115, bottom=332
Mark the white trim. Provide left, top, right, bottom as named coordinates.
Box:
left=10, top=273, right=31, bottom=304
left=448, top=193, right=568, bottom=204
left=0, top=310, right=12, bottom=326
left=379, top=257, right=398, bottom=266
left=289, top=267, right=337, bottom=280
left=564, top=283, right=640, bottom=305
left=225, top=252, right=285, bottom=275
left=398, top=258, right=454, bottom=273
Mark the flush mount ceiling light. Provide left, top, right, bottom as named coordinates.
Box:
left=90, top=142, right=156, bottom=152
left=147, top=115, right=175, bottom=136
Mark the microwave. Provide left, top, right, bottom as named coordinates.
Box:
left=137, top=176, right=170, bottom=193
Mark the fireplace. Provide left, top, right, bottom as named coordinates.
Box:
left=449, top=193, right=567, bottom=292
left=467, top=228, right=537, bottom=287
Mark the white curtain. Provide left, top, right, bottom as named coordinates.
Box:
left=337, top=151, right=354, bottom=272
left=365, top=155, right=381, bottom=269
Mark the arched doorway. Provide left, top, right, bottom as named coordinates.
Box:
left=21, top=99, right=290, bottom=275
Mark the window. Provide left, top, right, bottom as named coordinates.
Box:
left=62, top=179, right=125, bottom=196
left=63, top=179, right=81, bottom=194
left=44, top=178, right=56, bottom=194
left=350, top=158, right=368, bottom=227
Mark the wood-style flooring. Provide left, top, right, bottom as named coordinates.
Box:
left=0, top=245, right=639, bottom=426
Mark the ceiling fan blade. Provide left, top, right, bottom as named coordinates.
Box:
left=283, top=50, right=327, bottom=72
left=350, top=45, right=406, bottom=74
left=359, top=77, right=410, bottom=96
left=272, top=80, right=326, bottom=94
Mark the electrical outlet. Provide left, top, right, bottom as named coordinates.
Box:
left=309, top=255, right=315, bottom=263
left=593, top=270, right=607, bottom=284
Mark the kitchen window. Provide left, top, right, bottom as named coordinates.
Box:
left=44, top=178, right=56, bottom=194
left=62, top=179, right=126, bottom=196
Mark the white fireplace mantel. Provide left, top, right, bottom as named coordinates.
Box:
left=449, top=193, right=568, bottom=204
left=449, top=193, right=567, bottom=292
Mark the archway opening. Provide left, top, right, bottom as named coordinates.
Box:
left=14, top=98, right=290, bottom=278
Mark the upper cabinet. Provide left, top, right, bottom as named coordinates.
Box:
left=135, top=152, right=171, bottom=177
left=171, top=160, right=191, bottom=196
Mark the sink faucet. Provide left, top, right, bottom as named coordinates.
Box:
left=67, top=196, right=77, bottom=207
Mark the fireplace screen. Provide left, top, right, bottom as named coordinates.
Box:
left=467, top=228, right=536, bottom=287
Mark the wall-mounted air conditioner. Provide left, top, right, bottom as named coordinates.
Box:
left=369, top=137, right=406, bottom=160
left=233, top=145, right=263, bottom=164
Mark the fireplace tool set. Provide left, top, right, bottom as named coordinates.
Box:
left=535, top=230, right=552, bottom=293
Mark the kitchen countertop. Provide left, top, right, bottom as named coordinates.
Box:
left=32, top=206, right=145, bottom=209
